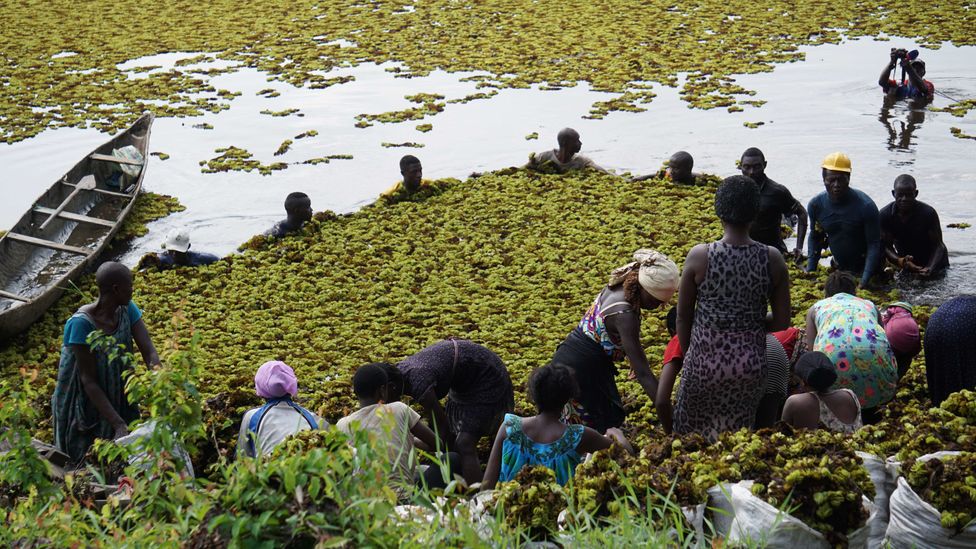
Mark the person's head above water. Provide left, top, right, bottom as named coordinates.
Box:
left=399, top=155, right=423, bottom=191
left=821, top=152, right=852, bottom=204
left=668, top=151, right=694, bottom=184
left=530, top=363, right=580, bottom=414
left=825, top=270, right=858, bottom=298
left=352, top=362, right=389, bottom=403
left=892, top=174, right=919, bottom=214
left=910, top=59, right=926, bottom=78
left=556, top=128, right=582, bottom=156
left=284, top=192, right=313, bottom=224
left=739, top=147, right=767, bottom=184
left=95, top=261, right=134, bottom=306
left=794, top=351, right=838, bottom=393
left=715, top=175, right=760, bottom=227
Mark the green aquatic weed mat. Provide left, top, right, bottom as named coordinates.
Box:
left=3, top=1, right=975, bottom=144
left=0, top=170, right=898, bottom=441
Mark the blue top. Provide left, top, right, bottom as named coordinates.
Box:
left=806, top=189, right=882, bottom=286
left=63, top=301, right=143, bottom=346
left=157, top=251, right=219, bottom=268
left=498, top=413, right=584, bottom=486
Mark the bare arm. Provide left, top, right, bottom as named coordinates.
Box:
left=131, top=318, right=161, bottom=367
left=922, top=213, right=948, bottom=274
left=791, top=199, right=808, bottom=258
left=417, top=388, right=452, bottom=447
left=655, top=359, right=682, bottom=434
left=880, top=224, right=905, bottom=267
left=610, top=311, right=658, bottom=400
left=577, top=426, right=634, bottom=455
left=410, top=419, right=440, bottom=454
left=767, top=247, right=791, bottom=332
left=806, top=199, right=824, bottom=272
left=677, top=244, right=706, bottom=354
left=480, top=423, right=507, bottom=490
left=73, top=345, right=129, bottom=438
left=879, top=58, right=897, bottom=89
left=804, top=306, right=818, bottom=350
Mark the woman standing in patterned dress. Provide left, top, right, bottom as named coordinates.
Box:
left=672, top=176, right=791, bottom=440
left=804, top=270, right=897, bottom=422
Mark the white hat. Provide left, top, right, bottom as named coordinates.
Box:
left=163, top=230, right=191, bottom=253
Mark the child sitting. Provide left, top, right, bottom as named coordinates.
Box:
left=237, top=361, right=323, bottom=457
left=781, top=351, right=863, bottom=433
left=481, top=363, right=633, bottom=490
left=336, top=363, right=459, bottom=492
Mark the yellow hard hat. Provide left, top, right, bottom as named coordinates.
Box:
left=822, top=152, right=852, bottom=173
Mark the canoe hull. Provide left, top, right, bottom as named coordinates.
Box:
left=0, top=113, right=154, bottom=341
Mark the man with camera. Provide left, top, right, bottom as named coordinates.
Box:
left=879, top=48, right=934, bottom=102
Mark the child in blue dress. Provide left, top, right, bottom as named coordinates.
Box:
left=481, top=363, right=633, bottom=489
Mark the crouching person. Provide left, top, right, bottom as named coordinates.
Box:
left=481, top=363, right=633, bottom=490
left=337, top=363, right=460, bottom=496
left=238, top=361, right=323, bottom=458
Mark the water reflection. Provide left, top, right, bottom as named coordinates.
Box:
left=878, top=96, right=927, bottom=154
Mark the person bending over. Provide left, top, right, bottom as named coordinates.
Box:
left=923, top=296, right=976, bottom=406
left=739, top=147, right=808, bottom=261
left=782, top=351, right=862, bottom=433
left=879, top=48, right=934, bottom=102
left=805, top=271, right=897, bottom=424
left=880, top=174, right=948, bottom=278
left=52, top=262, right=161, bottom=464
left=806, top=152, right=883, bottom=288
left=385, top=340, right=514, bottom=484
left=265, top=192, right=313, bottom=238
left=481, top=363, right=632, bottom=490
left=337, top=363, right=458, bottom=494
left=526, top=128, right=607, bottom=174
left=238, top=361, right=323, bottom=458
left=552, top=249, right=679, bottom=434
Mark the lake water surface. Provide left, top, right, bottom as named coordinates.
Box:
left=2, top=37, right=973, bottom=304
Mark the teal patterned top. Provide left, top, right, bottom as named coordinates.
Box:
left=498, top=413, right=584, bottom=486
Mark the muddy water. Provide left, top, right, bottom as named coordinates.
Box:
left=1, top=38, right=974, bottom=304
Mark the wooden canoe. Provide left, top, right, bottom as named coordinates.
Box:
left=0, top=113, right=154, bottom=341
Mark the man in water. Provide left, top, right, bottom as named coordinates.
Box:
left=739, top=147, right=808, bottom=261
left=806, top=152, right=883, bottom=288
left=526, top=128, right=607, bottom=174
left=380, top=155, right=447, bottom=203
left=632, top=151, right=712, bottom=185
left=265, top=192, right=312, bottom=238
left=879, top=48, right=934, bottom=102
left=138, top=230, right=219, bottom=270
left=880, top=174, right=948, bottom=278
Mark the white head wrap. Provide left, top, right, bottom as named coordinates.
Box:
left=608, top=249, right=679, bottom=303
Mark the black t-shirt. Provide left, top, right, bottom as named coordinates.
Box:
left=264, top=219, right=301, bottom=238
left=879, top=200, right=949, bottom=270
left=750, top=177, right=798, bottom=251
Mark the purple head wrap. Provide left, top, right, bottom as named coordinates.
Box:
left=254, top=360, right=299, bottom=399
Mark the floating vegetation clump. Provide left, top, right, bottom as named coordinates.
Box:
left=273, top=139, right=293, bottom=156
left=199, top=146, right=288, bottom=175
left=300, top=154, right=354, bottom=165
left=191, top=122, right=214, bottom=130
left=356, top=98, right=445, bottom=127
left=949, top=127, right=976, bottom=140
left=415, top=123, right=432, bottom=133
left=294, top=130, right=318, bottom=139
left=947, top=222, right=971, bottom=229
left=381, top=142, right=425, bottom=148
left=3, top=1, right=976, bottom=143
left=930, top=98, right=976, bottom=117
left=150, top=152, right=170, bottom=160
left=260, top=108, right=301, bottom=117
left=256, top=88, right=281, bottom=98
left=525, top=132, right=539, bottom=140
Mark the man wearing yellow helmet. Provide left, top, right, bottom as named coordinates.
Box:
left=806, top=153, right=882, bottom=288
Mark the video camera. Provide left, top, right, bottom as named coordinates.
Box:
left=890, top=48, right=918, bottom=62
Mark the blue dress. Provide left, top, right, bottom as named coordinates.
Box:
left=498, top=413, right=584, bottom=486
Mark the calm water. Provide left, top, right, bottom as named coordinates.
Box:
left=1, top=38, right=974, bottom=304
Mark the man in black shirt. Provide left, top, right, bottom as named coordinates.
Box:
left=880, top=174, right=948, bottom=278
left=739, top=148, right=808, bottom=261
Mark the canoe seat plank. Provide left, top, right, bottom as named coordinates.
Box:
left=4, top=232, right=90, bottom=255
left=33, top=206, right=115, bottom=228
left=0, top=290, right=30, bottom=303
left=60, top=181, right=132, bottom=198
left=90, top=153, right=143, bottom=166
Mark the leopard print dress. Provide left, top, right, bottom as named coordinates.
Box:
left=673, top=241, right=770, bottom=440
